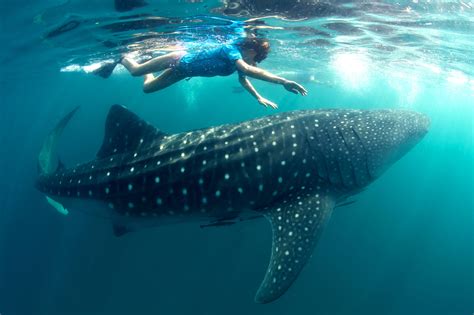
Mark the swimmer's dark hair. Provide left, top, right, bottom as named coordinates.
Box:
left=238, top=37, right=270, bottom=63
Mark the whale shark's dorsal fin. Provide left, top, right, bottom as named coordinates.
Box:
left=97, top=105, right=168, bottom=159
left=255, top=193, right=335, bottom=303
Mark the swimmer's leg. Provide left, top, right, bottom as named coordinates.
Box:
left=143, top=69, right=185, bottom=93
left=122, top=51, right=185, bottom=77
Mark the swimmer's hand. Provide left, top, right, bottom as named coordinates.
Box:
left=258, top=97, right=278, bottom=109
left=283, top=80, right=308, bottom=96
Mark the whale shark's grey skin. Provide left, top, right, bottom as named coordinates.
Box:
left=36, top=105, right=429, bottom=303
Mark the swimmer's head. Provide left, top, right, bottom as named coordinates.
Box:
left=238, top=38, right=270, bottom=65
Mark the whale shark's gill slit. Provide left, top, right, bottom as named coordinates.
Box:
left=351, top=126, right=372, bottom=182
left=337, top=126, right=357, bottom=188
left=323, top=128, right=341, bottom=185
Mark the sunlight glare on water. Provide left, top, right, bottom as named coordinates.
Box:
left=330, top=50, right=371, bottom=91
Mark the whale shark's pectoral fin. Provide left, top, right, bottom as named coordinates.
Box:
left=256, top=193, right=335, bottom=303
left=45, top=196, right=68, bottom=215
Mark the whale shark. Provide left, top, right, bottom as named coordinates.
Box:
left=35, top=104, right=429, bottom=303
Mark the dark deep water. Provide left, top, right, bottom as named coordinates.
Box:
left=0, top=1, right=473, bottom=314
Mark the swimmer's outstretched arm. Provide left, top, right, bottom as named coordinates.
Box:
left=236, top=60, right=308, bottom=96
left=239, top=75, right=278, bottom=109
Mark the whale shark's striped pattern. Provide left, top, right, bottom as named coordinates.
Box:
left=36, top=105, right=429, bottom=303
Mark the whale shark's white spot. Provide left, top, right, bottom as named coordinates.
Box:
left=256, top=165, right=262, bottom=171
left=184, top=205, right=189, bottom=211
left=215, top=190, right=221, bottom=197
left=128, top=202, right=134, bottom=208
left=156, top=160, right=161, bottom=165
left=105, top=187, right=110, bottom=194
left=238, top=187, right=244, bottom=194
left=202, top=197, right=208, bottom=204
left=225, top=174, right=230, bottom=180
left=140, top=212, right=147, bottom=216
left=133, top=153, right=138, bottom=158
left=106, top=172, right=111, bottom=176
left=278, top=177, right=283, bottom=183
left=181, top=152, right=185, bottom=158
left=182, top=188, right=188, bottom=195
left=281, top=161, right=286, bottom=166
left=128, top=184, right=133, bottom=191
left=305, top=173, right=311, bottom=177
left=108, top=203, right=114, bottom=209
left=202, top=160, right=207, bottom=165
left=198, top=178, right=204, bottom=185
left=156, top=197, right=162, bottom=205
left=241, top=162, right=245, bottom=167
left=255, top=148, right=259, bottom=152
left=258, top=184, right=264, bottom=191
left=285, top=250, right=289, bottom=256
left=155, top=176, right=160, bottom=183
left=203, top=146, right=208, bottom=150
left=180, top=167, right=185, bottom=173
left=225, top=154, right=229, bottom=159
left=88, top=190, right=92, bottom=196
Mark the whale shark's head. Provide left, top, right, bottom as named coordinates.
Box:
left=304, top=109, right=429, bottom=188
left=357, top=109, right=430, bottom=179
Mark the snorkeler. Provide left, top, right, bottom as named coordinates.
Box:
left=117, top=37, right=307, bottom=109
left=93, top=16, right=307, bottom=108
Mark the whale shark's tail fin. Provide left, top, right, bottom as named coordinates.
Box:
left=255, top=193, right=335, bottom=303
left=38, top=106, right=80, bottom=175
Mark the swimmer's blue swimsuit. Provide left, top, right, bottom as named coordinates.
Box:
left=176, top=44, right=242, bottom=77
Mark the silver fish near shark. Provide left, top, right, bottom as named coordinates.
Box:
left=35, top=105, right=429, bottom=303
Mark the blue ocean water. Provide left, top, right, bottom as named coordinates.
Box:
left=0, top=1, right=473, bottom=314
